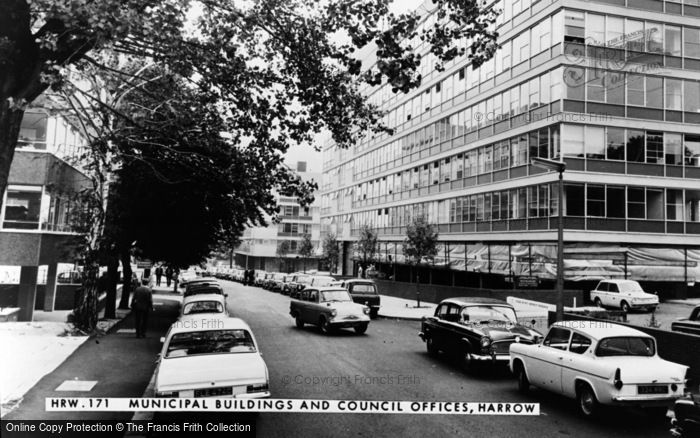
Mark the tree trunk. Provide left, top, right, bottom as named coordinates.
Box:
left=73, top=262, right=100, bottom=332
left=118, top=248, right=132, bottom=309
left=0, top=101, right=24, bottom=213
left=229, top=248, right=233, bottom=268
left=105, top=254, right=119, bottom=319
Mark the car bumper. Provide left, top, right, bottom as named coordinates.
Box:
left=472, top=353, right=510, bottom=363
left=330, top=319, right=369, bottom=328
left=611, top=394, right=681, bottom=406
left=630, top=303, right=658, bottom=309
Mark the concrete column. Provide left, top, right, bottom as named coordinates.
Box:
left=17, top=266, right=39, bottom=321
left=43, top=263, right=58, bottom=311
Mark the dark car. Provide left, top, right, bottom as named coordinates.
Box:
left=341, top=279, right=381, bottom=319
left=183, top=283, right=226, bottom=298
left=419, top=297, right=541, bottom=373
left=671, top=305, right=700, bottom=336
left=288, top=274, right=311, bottom=299
left=670, top=391, right=700, bottom=437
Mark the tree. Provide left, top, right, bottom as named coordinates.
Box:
left=276, top=240, right=291, bottom=273
left=0, top=0, right=498, bottom=212
left=298, top=233, right=315, bottom=273
left=355, top=224, right=378, bottom=277
left=403, top=215, right=439, bottom=266
left=321, top=233, right=340, bottom=274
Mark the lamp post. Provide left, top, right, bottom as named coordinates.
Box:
left=531, top=157, right=566, bottom=322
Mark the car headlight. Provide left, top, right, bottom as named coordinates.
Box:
left=363, top=307, right=370, bottom=315
left=330, top=309, right=337, bottom=317
left=480, top=337, right=492, bottom=348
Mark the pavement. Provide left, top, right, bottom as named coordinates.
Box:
left=377, top=295, right=436, bottom=320
left=665, top=298, right=700, bottom=307
left=1, top=283, right=180, bottom=422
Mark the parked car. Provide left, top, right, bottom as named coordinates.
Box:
left=287, top=273, right=311, bottom=298
left=671, top=305, right=700, bottom=336
left=268, top=273, right=287, bottom=292
left=590, top=279, right=659, bottom=313
left=340, top=279, right=381, bottom=319
left=670, top=390, right=700, bottom=437
left=155, top=317, right=270, bottom=398
left=184, top=283, right=226, bottom=298
left=262, top=272, right=279, bottom=290
left=179, top=276, right=217, bottom=289
left=308, top=275, right=336, bottom=288
left=289, top=287, right=370, bottom=334
left=419, top=297, right=541, bottom=372
left=510, top=320, right=688, bottom=418
left=181, top=294, right=228, bottom=318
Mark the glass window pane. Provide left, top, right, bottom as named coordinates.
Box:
left=587, top=68, right=604, bottom=102
left=666, top=79, right=683, bottom=111
left=627, top=74, right=644, bottom=106
left=665, top=133, right=682, bottom=166
left=3, top=190, right=42, bottom=229
left=564, top=67, right=585, bottom=100
left=586, top=14, right=605, bottom=46
left=646, top=131, right=664, bottom=164
left=665, top=25, right=681, bottom=56
left=606, top=127, right=625, bottom=161
left=606, top=16, right=624, bottom=48
left=585, top=126, right=605, bottom=159
left=627, top=187, right=645, bottom=219
left=587, top=185, right=605, bottom=217
left=646, top=22, right=663, bottom=53
left=646, top=77, right=662, bottom=108
left=685, top=81, right=700, bottom=112
left=627, top=129, right=645, bottom=163
left=685, top=28, right=700, bottom=58
left=562, top=124, right=584, bottom=157
left=685, top=134, right=700, bottom=167
left=607, top=186, right=625, bottom=218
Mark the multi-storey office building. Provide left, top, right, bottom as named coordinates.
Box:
left=320, top=0, right=700, bottom=296
left=0, top=106, right=91, bottom=320
left=235, top=147, right=323, bottom=273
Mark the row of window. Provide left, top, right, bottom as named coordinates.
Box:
left=279, top=223, right=312, bottom=235
left=346, top=184, right=696, bottom=230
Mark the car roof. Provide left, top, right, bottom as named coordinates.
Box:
left=310, top=287, right=349, bottom=292
left=312, top=275, right=335, bottom=280
left=168, top=317, right=252, bottom=335
left=182, top=293, right=226, bottom=304
left=598, top=279, right=641, bottom=285
left=344, top=279, right=375, bottom=284
left=440, top=297, right=511, bottom=306
left=553, top=320, right=653, bottom=340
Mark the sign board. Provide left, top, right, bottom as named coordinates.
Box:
left=135, top=260, right=152, bottom=269
left=516, top=276, right=540, bottom=288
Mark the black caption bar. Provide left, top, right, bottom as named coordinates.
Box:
left=1, top=420, right=256, bottom=437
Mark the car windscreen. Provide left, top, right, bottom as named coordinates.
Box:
left=351, top=284, right=377, bottom=294
left=595, top=336, right=655, bottom=357
left=182, top=301, right=224, bottom=315
left=460, top=306, right=517, bottom=324
left=320, top=290, right=353, bottom=302
left=298, top=276, right=311, bottom=284
left=165, top=329, right=256, bottom=358
left=618, top=281, right=646, bottom=293
left=313, top=278, right=334, bottom=287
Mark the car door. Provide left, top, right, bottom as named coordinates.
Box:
left=560, top=331, right=594, bottom=398
left=425, top=304, right=450, bottom=350
left=305, top=289, right=320, bottom=323
left=606, top=282, right=620, bottom=307
left=528, top=327, right=571, bottom=393
left=441, top=304, right=464, bottom=354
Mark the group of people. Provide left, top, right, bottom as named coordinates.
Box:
left=154, top=265, right=176, bottom=287
left=242, top=268, right=256, bottom=286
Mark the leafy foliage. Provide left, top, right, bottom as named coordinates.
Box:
left=298, top=233, right=315, bottom=260
left=403, top=215, right=439, bottom=265
left=321, top=233, right=340, bottom=273
left=355, top=224, right=378, bottom=268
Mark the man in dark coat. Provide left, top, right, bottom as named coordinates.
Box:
left=165, top=266, right=173, bottom=287
left=155, top=266, right=163, bottom=286
left=131, top=280, right=153, bottom=338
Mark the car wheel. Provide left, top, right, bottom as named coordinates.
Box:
left=426, top=337, right=439, bottom=357
left=516, top=366, right=529, bottom=394
left=594, top=298, right=603, bottom=308
left=620, top=301, right=630, bottom=313
left=577, top=384, right=599, bottom=417
left=354, top=323, right=368, bottom=334
left=295, top=316, right=304, bottom=329
left=319, top=317, right=332, bottom=335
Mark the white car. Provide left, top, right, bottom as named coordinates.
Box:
left=510, top=321, right=688, bottom=417
left=180, top=294, right=228, bottom=318
left=590, top=279, right=659, bottom=312
left=155, top=318, right=270, bottom=398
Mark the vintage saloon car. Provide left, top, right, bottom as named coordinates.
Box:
left=590, top=279, right=658, bottom=313
left=510, top=321, right=688, bottom=417
left=155, top=317, right=270, bottom=398
left=288, top=273, right=312, bottom=298
left=671, top=305, right=700, bottom=336
left=180, top=294, right=228, bottom=318
left=419, top=297, right=541, bottom=371
left=334, top=279, right=381, bottom=319
left=289, top=287, right=370, bottom=334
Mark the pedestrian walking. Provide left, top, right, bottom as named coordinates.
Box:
left=155, top=265, right=163, bottom=286
left=131, top=279, right=153, bottom=338
left=172, top=269, right=179, bottom=292
left=165, top=266, right=173, bottom=287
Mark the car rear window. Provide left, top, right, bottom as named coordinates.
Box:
left=595, top=337, right=655, bottom=357
left=166, top=329, right=256, bottom=357
left=351, top=284, right=377, bottom=294
left=183, top=301, right=224, bottom=315
left=185, top=287, right=223, bottom=297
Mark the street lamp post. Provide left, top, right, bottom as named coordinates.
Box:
left=531, top=157, right=566, bottom=322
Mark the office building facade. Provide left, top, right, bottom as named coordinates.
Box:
left=320, top=0, right=700, bottom=295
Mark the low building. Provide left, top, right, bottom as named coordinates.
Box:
left=0, top=107, right=91, bottom=320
